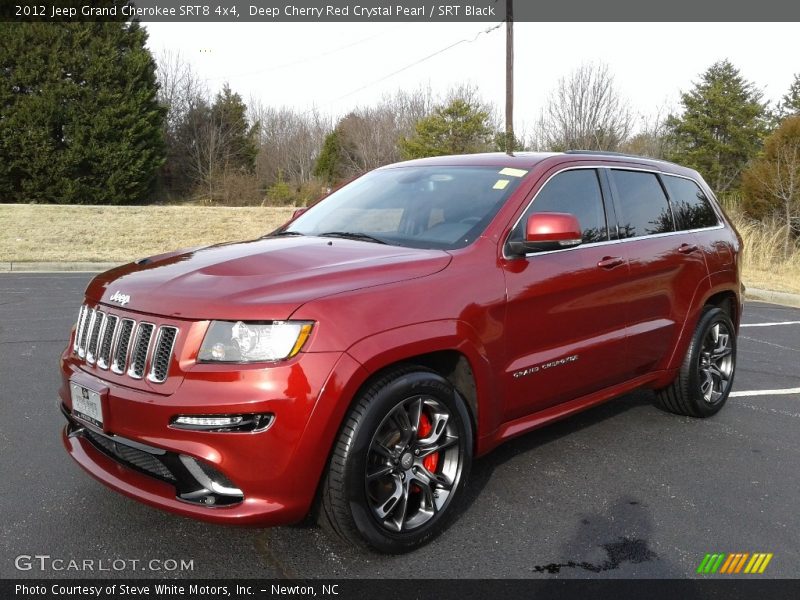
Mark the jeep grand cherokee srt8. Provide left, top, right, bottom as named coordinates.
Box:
left=59, top=151, right=741, bottom=553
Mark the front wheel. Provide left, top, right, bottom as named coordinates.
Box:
left=319, top=365, right=473, bottom=553
left=657, top=307, right=737, bottom=418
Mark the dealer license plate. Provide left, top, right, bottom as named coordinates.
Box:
left=70, top=382, right=103, bottom=428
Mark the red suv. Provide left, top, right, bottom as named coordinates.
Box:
left=60, top=152, right=741, bottom=553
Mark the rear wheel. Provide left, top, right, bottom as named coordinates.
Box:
left=319, top=365, right=472, bottom=553
left=657, top=307, right=736, bottom=417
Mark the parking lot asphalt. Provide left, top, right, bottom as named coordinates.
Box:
left=1, top=273, right=798, bottom=579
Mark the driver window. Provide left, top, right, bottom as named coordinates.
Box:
left=513, top=169, right=609, bottom=244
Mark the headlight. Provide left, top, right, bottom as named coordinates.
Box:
left=198, top=320, right=313, bottom=363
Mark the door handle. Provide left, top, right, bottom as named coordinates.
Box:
left=678, top=243, right=698, bottom=254
left=597, top=256, right=624, bottom=269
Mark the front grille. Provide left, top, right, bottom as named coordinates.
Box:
left=84, top=429, right=176, bottom=482
left=73, top=306, right=178, bottom=384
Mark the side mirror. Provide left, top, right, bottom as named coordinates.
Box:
left=508, top=212, right=582, bottom=256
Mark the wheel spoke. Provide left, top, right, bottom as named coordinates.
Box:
left=375, top=474, right=404, bottom=520
left=708, top=364, right=729, bottom=384
left=391, top=478, right=412, bottom=532
left=366, top=465, right=393, bottom=481
left=419, top=412, right=449, bottom=445
left=409, top=397, right=423, bottom=435
left=372, top=441, right=396, bottom=461
left=418, top=435, right=458, bottom=457
left=417, top=479, right=438, bottom=515
left=391, top=406, right=414, bottom=446
left=418, top=466, right=453, bottom=491
left=712, top=346, right=732, bottom=360
left=700, top=369, right=714, bottom=398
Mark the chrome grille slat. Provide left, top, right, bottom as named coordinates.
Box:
left=111, top=318, right=135, bottom=374
left=148, top=326, right=178, bottom=383
left=86, top=311, right=105, bottom=364
left=127, top=322, right=155, bottom=380
left=73, top=305, right=87, bottom=353
left=77, top=308, right=94, bottom=357
left=97, top=315, right=118, bottom=369
left=74, top=305, right=178, bottom=384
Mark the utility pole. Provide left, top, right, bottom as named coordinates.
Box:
left=505, top=0, right=514, bottom=154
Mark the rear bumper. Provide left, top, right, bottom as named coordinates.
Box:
left=59, top=349, right=368, bottom=526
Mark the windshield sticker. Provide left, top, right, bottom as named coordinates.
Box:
left=499, top=167, right=528, bottom=177
left=493, top=179, right=510, bottom=190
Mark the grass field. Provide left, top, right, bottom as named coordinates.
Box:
left=0, top=204, right=295, bottom=263
left=1, top=203, right=798, bottom=294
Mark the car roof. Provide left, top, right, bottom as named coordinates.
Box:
left=384, top=151, right=695, bottom=178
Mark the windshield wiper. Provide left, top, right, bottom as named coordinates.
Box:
left=265, top=230, right=305, bottom=238
left=318, top=231, right=387, bottom=245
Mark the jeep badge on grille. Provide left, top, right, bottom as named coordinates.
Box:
left=109, top=291, right=131, bottom=306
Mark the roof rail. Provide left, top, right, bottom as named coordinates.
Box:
left=563, top=149, right=674, bottom=164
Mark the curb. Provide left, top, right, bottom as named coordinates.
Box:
left=0, top=261, right=121, bottom=273
left=745, top=287, right=800, bottom=308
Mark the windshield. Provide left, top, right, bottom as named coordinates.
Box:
left=282, top=166, right=526, bottom=250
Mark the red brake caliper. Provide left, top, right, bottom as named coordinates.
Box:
left=417, top=412, right=439, bottom=473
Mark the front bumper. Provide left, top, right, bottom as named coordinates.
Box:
left=59, top=349, right=367, bottom=526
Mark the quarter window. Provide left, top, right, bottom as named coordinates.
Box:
left=662, top=175, right=719, bottom=230
left=514, top=169, right=608, bottom=244
left=610, top=170, right=674, bottom=238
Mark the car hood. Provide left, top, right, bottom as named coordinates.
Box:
left=85, top=237, right=452, bottom=320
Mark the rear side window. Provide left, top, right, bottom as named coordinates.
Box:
left=610, top=170, right=674, bottom=238
left=662, top=175, right=719, bottom=230
left=515, top=169, right=608, bottom=244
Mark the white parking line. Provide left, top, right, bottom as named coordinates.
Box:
left=730, top=388, right=800, bottom=397
left=741, top=321, right=800, bottom=327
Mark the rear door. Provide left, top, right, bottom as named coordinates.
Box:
left=606, top=169, right=709, bottom=376
left=501, top=167, right=634, bottom=421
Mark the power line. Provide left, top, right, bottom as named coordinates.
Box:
left=205, top=25, right=402, bottom=81
left=328, top=22, right=504, bottom=105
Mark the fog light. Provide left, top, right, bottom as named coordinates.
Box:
left=171, top=413, right=273, bottom=432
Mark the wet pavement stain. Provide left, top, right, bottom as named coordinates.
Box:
left=531, top=537, right=657, bottom=574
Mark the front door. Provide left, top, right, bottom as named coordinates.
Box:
left=501, top=168, right=634, bottom=421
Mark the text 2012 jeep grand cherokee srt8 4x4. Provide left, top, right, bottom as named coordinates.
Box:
left=59, top=151, right=741, bottom=553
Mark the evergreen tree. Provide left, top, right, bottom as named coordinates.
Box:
left=0, top=20, right=165, bottom=204
left=399, top=98, right=493, bottom=159
left=210, top=84, right=258, bottom=172
left=665, top=60, right=768, bottom=193
left=314, top=129, right=344, bottom=185
left=778, top=74, right=800, bottom=118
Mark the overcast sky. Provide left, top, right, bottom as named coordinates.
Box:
left=144, top=22, right=799, bottom=135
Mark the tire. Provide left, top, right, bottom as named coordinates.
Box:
left=657, top=307, right=737, bottom=418
left=319, top=365, right=473, bottom=553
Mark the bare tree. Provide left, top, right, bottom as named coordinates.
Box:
left=250, top=102, right=331, bottom=186
left=743, top=117, right=800, bottom=259
left=620, top=106, right=674, bottom=159
left=155, top=51, right=211, bottom=197
left=538, top=62, right=634, bottom=152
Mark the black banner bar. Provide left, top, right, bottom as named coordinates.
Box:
left=2, top=0, right=800, bottom=22
left=5, top=579, right=800, bottom=600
